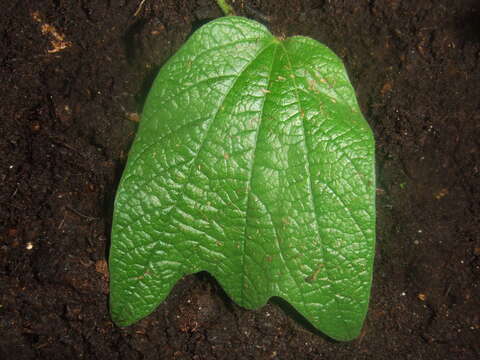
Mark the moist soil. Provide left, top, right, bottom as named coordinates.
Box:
left=1, top=1, right=479, bottom=359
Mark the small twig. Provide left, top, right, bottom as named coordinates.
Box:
left=66, top=206, right=98, bottom=221
left=134, top=0, right=147, bottom=17
left=48, top=136, right=85, bottom=158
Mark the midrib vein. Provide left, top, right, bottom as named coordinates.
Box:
left=240, top=41, right=279, bottom=303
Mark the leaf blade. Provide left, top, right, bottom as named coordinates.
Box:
left=110, top=16, right=375, bottom=341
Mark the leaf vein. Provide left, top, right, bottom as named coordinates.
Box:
left=241, top=42, right=279, bottom=302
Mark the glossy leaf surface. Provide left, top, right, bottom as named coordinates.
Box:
left=109, top=16, right=375, bottom=341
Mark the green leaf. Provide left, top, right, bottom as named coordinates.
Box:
left=109, top=16, right=375, bottom=341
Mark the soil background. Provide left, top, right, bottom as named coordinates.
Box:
left=1, top=0, right=479, bottom=359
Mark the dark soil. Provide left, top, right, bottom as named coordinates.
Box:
left=1, top=0, right=479, bottom=359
